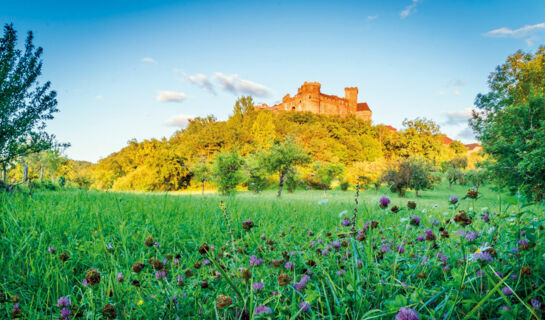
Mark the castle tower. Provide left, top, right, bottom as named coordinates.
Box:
left=344, top=87, right=358, bottom=113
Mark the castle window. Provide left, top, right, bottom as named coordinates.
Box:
left=291, top=106, right=296, bottom=111
left=308, top=95, right=311, bottom=99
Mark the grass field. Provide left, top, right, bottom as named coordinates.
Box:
left=1, top=181, right=544, bottom=319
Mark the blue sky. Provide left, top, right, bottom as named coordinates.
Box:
left=2, top=0, right=544, bottom=162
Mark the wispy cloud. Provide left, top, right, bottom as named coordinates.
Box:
left=457, top=127, right=475, bottom=141
left=485, top=23, right=545, bottom=38
left=439, top=79, right=464, bottom=96
left=156, top=91, right=187, bottom=103
left=141, top=57, right=157, bottom=64
left=96, top=95, right=103, bottom=100
left=182, top=72, right=217, bottom=95
left=367, top=15, right=378, bottom=21
left=163, top=114, right=194, bottom=127
left=443, top=108, right=472, bottom=126
left=400, top=0, right=421, bottom=19
left=213, top=72, right=272, bottom=97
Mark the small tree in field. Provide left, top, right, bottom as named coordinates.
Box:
left=191, top=161, right=211, bottom=195
left=446, top=167, right=463, bottom=190
left=212, top=151, right=245, bottom=195
left=263, top=137, right=310, bottom=197
left=464, top=168, right=487, bottom=191
left=244, top=152, right=270, bottom=193
left=310, top=161, right=344, bottom=194
left=0, top=24, right=62, bottom=184
left=381, top=157, right=438, bottom=197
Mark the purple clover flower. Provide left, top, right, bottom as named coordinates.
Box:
left=395, top=307, right=419, bottom=320
left=464, top=231, right=479, bottom=241
left=284, top=261, right=294, bottom=270
left=294, top=275, right=310, bottom=291
left=56, top=296, right=71, bottom=308
left=252, top=282, right=264, bottom=291
left=379, top=196, right=391, bottom=209
left=341, top=217, right=351, bottom=226
left=250, top=255, right=263, bottom=267
left=531, top=299, right=542, bottom=310
left=299, top=302, right=310, bottom=312
left=61, top=307, right=71, bottom=319
left=255, top=305, right=272, bottom=314
left=449, top=196, right=459, bottom=204
left=473, top=251, right=493, bottom=263
left=501, top=287, right=513, bottom=296
left=155, top=270, right=166, bottom=280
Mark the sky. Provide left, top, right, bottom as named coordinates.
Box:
left=2, top=0, right=545, bottom=162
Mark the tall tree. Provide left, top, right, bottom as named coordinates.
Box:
left=212, top=150, right=245, bottom=195
left=191, top=160, right=211, bottom=195
left=0, top=24, right=60, bottom=183
left=263, top=137, right=310, bottom=197
left=470, top=47, right=545, bottom=200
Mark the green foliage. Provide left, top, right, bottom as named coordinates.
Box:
left=308, top=160, right=344, bottom=192
left=262, top=137, right=310, bottom=196
left=463, top=168, right=487, bottom=191
left=0, top=24, right=63, bottom=181
left=57, top=175, right=66, bottom=187
left=445, top=167, right=463, bottom=189
left=381, top=157, right=439, bottom=197
left=190, top=161, right=211, bottom=194
left=243, top=152, right=270, bottom=193
left=471, top=47, right=545, bottom=200
left=212, top=150, right=245, bottom=195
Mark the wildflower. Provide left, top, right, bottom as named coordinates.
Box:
left=198, top=243, right=210, bottom=255
left=467, top=188, right=478, bottom=199
left=464, top=231, right=478, bottom=241
left=391, top=205, right=400, bottom=213
left=396, top=245, right=405, bottom=254
left=85, top=268, right=101, bottom=286
left=424, top=229, right=435, bottom=241
left=252, top=282, right=264, bottom=291
left=250, top=255, right=263, bottom=267
left=106, top=242, right=113, bottom=250
left=59, top=252, right=70, bottom=263
left=379, top=196, right=391, bottom=209
left=531, top=299, right=542, bottom=310
left=341, top=217, right=351, bottom=226
left=501, top=287, right=513, bottom=296
left=56, top=296, right=71, bottom=308
left=449, top=196, right=459, bottom=204
left=416, top=235, right=425, bottom=242
left=284, top=261, right=294, bottom=270
left=277, top=272, right=292, bottom=286
left=454, top=210, right=472, bottom=226
left=395, top=307, right=419, bottom=320
left=216, top=295, right=233, bottom=309
left=47, top=246, right=56, bottom=254
left=10, top=303, right=22, bottom=318
left=299, top=302, right=310, bottom=312
left=132, top=261, right=145, bottom=273
left=482, top=213, right=489, bottom=222
left=255, top=305, right=272, bottom=314
left=473, top=251, right=493, bottom=263
left=102, top=303, right=117, bottom=319
left=336, top=269, right=346, bottom=276
left=519, top=238, right=530, bottom=250
left=238, top=268, right=252, bottom=282
left=202, top=259, right=211, bottom=266
left=154, top=241, right=160, bottom=247
left=177, top=275, right=185, bottom=287
left=144, top=236, right=154, bottom=247
left=155, top=270, right=166, bottom=280
left=60, top=307, right=71, bottom=319
left=242, top=219, right=254, bottom=231
left=117, top=272, right=124, bottom=283
left=407, top=201, right=416, bottom=210
left=410, top=215, right=420, bottom=226
left=294, top=275, right=310, bottom=291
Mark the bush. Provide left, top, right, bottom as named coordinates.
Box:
left=212, top=151, right=245, bottom=195
left=381, top=157, right=439, bottom=197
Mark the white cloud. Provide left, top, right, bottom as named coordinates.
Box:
left=156, top=91, right=187, bottom=103
left=367, top=15, right=378, bottom=21
left=182, top=72, right=216, bottom=95
left=96, top=95, right=103, bottom=100
left=163, top=114, right=194, bottom=127
left=485, top=23, right=545, bottom=38
left=444, top=108, right=472, bottom=126
left=400, top=0, right=421, bottom=19
left=141, top=57, right=157, bottom=64
left=439, top=79, right=464, bottom=96
left=213, top=72, right=272, bottom=97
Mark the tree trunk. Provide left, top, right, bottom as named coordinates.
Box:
left=202, top=181, right=205, bottom=195
left=51, top=173, right=56, bottom=184
left=40, top=168, right=44, bottom=180
left=277, top=171, right=285, bottom=197
left=23, top=162, right=28, bottom=183
left=415, top=189, right=419, bottom=197
left=449, top=182, right=452, bottom=190
left=324, top=186, right=327, bottom=195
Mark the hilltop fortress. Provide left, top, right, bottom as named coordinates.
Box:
left=255, top=82, right=372, bottom=121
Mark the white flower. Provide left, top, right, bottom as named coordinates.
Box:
left=432, top=204, right=439, bottom=208
left=338, top=210, right=348, bottom=217
left=421, top=209, right=428, bottom=213
left=318, top=199, right=328, bottom=205
left=488, top=227, right=496, bottom=234
left=400, top=218, right=409, bottom=222
left=481, top=207, right=489, bottom=212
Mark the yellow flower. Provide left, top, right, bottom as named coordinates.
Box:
left=137, top=299, right=143, bottom=306
left=475, top=248, right=481, bottom=253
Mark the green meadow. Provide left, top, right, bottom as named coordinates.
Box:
left=1, top=182, right=543, bottom=319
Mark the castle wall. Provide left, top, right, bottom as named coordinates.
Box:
left=255, top=82, right=372, bottom=122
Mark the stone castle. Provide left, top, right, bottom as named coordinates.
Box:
left=255, top=82, right=372, bottom=121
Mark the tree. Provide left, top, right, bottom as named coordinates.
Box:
left=381, top=158, right=438, bottom=197
left=445, top=167, right=463, bottom=190
left=470, top=47, right=545, bottom=200
left=191, top=161, right=211, bottom=195
left=0, top=24, right=61, bottom=183
left=243, top=152, right=270, bottom=193
left=463, top=168, right=487, bottom=191
left=263, top=137, right=310, bottom=197
left=212, top=150, right=245, bottom=195
left=309, top=161, right=344, bottom=194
